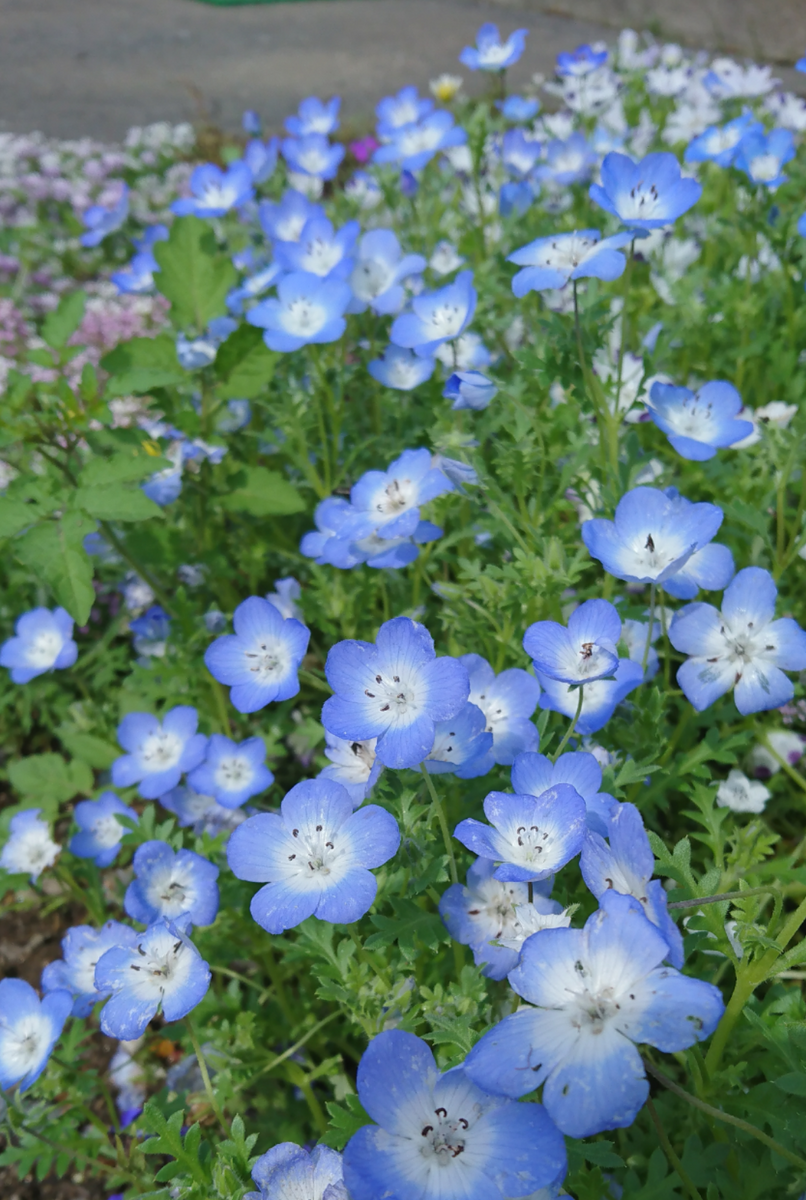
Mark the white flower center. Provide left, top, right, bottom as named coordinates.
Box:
left=72, top=943, right=102, bottom=994
left=351, top=258, right=394, bottom=301
left=620, top=180, right=664, bottom=219
left=145, top=863, right=198, bottom=918
left=126, top=932, right=195, bottom=1002
left=26, top=629, right=62, bottom=669
left=512, top=821, right=555, bottom=864
left=376, top=475, right=417, bottom=516
left=749, top=154, right=779, bottom=182
left=707, top=127, right=741, bottom=154
left=626, top=529, right=684, bottom=574
left=285, top=823, right=343, bottom=878
left=3, top=826, right=60, bottom=876
left=468, top=689, right=507, bottom=734
left=398, top=125, right=443, bottom=156
left=281, top=297, right=327, bottom=336
left=199, top=183, right=236, bottom=209
left=425, top=302, right=465, bottom=339
left=141, top=731, right=183, bottom=772
left=0, top=1013, right=50, bottom=1078
left=477, top=43, right=511, bottom=67
left=419, top=1103, right=478, bottom=1164
left=300, top=236, right=344, bottom=276
left=214, top=755, right=253, bottom=791
left=243, top=635, right=291, bottom=682
left=363, top=667, right=421, bottom=722
left=91, top=813, right=124, bottom=849
left=297, top=147, right=329, bottom=174
left=386, top=358, right=423, bottom=388
left=276, top=213, right=307, bottom=242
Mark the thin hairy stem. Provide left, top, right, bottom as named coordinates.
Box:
left=421, top=764, right=459, bottom=884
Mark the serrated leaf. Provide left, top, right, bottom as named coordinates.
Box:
left=73, top=482, right=163, bottom=522
left=56, top=727, right=119, bottom=769
left=153, top=217, right=237, bottom=331
left=215, top=324, right=278, bottom=398
left=8, top=753, right=93, bottom=803
left=42, top=290, right=86, bottom=349
left=0, top=498, right=47, bottom=539
left=101, top=333, right=188, bottom=396
left=773, top=1073, right=806, bottom=1096
left=320, top=1095, right=372, bottom=1150
left=15, top=512, right=96, bottom=623
left=580, top=1140, right=625, bottom=1169
left=80, top=449, right=171, bottom=487
left=365, top=898, right=450, bottom=960
left=614, top=758, right=660, bottom=788
left=221, top=466, right=305, bottom=517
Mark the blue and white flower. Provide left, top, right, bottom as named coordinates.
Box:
left=125, top=840, right=219, bottom=929
left=454, top=785, right=587, bottom=882
left=129, top=604, right=171, bottom=659
left=500, top=129, right=542, bottom=179
left=390, top=270, right=476, bottom=356
left=508, top=230, right=632, bottom=296
left=461, top=653, right=540, bottom=768
left=1, top=809, right=60, bottom=881
left=111, top=706, right=208, bottom=800
left=248, top=271, right=351, bottom=352
left=69, top=792, right=138, bottom=867
left=0, top=606, right=78, bottom=684
left=260, top=190, right=324, bottom=243
left=80, top=184, right=129, bottom=247
left=227, top=262, right=285, bottom=315
left=647, top=380, right=754, bottom=460
left=159, top=785, right=247, bottom=838
left=511, top=749, right=619, bottom=836
left=523, top=599, right=622, bottom=686
left=497, top=95, right=540, bottom=121
left=684, top=113, right=762, bottom=167
left=443, top=370, right=497, bottom=410
left=373, top=111, right=467, bottom=172
left=348, top=230, right=426, bottom=316
left=227, top=778, right=400, bottom=933
left=590, top=151, right=702, bottom=229
left=0, top=979, right=72, bottom=1092
left=556, top=44, right=608, bottom=77
left=343, top=448, right=454, bottom=540
left=733, top=127, right=795, bottom=187
left=266, top=577, right=303, bottom=621
left=172, top=162, right=254, bottom=217
left=376, top=86, right=433, bottom=138
left=459, top=23, right=529, bottom=71
left=247, top=1143, right=347, bottom=1200
left=537, top=660, right=644, bottom=734
left=424, top=701, right=493, bottom=777
left=534, top=133, right=597, bottom=185
left=286, top=96, right=341, bottom=138
left=204, top=596, right=310, bottom=714
left=245, top=136, right=280, bottom=184
left=368, top=345, right=435, bottom=391
left=176, top=316, right=238, bottom=369
left=319, top=732, right=383, bottom=808
left=281, top=134, right=345, bottom=181
left=41, top=921, right=139, bottom=1016
left=188, top=734, right=274, bottom=809
left=274, top=217, right=359, bottom=280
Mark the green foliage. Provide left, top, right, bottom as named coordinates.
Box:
left=220, top=465, right=306, bottom=517
left=153, top=216, right=237, bottom=330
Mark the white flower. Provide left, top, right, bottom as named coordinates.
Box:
left=764, top=92, right=806, bottom=132
left=496, top=901, right=573, bottom=952
left=0, top=810, right=60, bottom=881
left=716, top=769, right=770, bottom=813
left=429, top=240, right=465, bottom=276
left=756, top=401, right=797, bottom=429
left=749, top=731, right=806, bottom=777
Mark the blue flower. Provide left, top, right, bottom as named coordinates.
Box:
left=96, top=919, right=211, bottom=1040
left=285, top=96, right=341, bottom=138
left=581, top=802, right=684, bottom=966
left=497, top=95, right=540, bottom=121
left=322, top=617, right=469, bottom=770
left=582, top=485, right=725, bottom=587
left=281, top=135, right=345, bottom=181
left=734, top=127, right=795, bottom=187
left=343, top=448, right=454, bottom=541
left=376, top=86, right=433, bottom=138
left=454, top=785, right=587, bottom=882
left=124, top=840, right=219, bottom=929
left=424, top=701, right=493, bottom=777
left=172, top=162, right=254, bottom=217
left=0, top=979, right=72, bottom=1092
left=798, top=56, right=806, bottom=73
left=227, top=262, right=285, bottom=316
left=69, top=792, right=138, bottom=867
left=590, top=152, right=702, bottom=229
left=247, top=1143, right=347, bottom=1200
left=300, top=497, right=357, bottom=565
left=348, top=230, right=427, bottom=315
left=512, top=749, right=619, bottom=836
left=274, top=216, right=359, bottom=280
left=111, top=706, right=208, bottom=800
left=111, top=232, right=164, bottom=295
left=621, top=617, right=662, bottom=681
left=0, top=809, right=60, bottom=881
left=524, top=599, right=622, bottom=686
left=0, top=606, right=78, bottom=683
left=266, top=577, right=303, bottom=621
left=245, top=136, right=280, bottom=184
left=443, top=370, right=498, bottom=411
left=461, top=653, right=540, bottom=767
left=342, top=1030, right=567, bottom=1200
left=537, top=660, right=643, bottom=734
left=227, top=778, right=400, bottom=933
left=684, top=113, right=763, bottom=167
left=508, top=229, right=632, bottom=296
left=647, top=379, right=754, bottom=460
left=130, top=605, right=171, bottom=659
left=439, top=857, right=564, bottom=980
left=188, top=734, right=274, bottom=809
left=242, top=109, right=262, bottom=135
left=260, top=190, right=324, bottom=243
left=80, top=185, right=129, bottom=247
left=373, top=112, right=467, bottom=172
left=465, top=892, right=724, bottom=1137
left=670, top=566, right=806, bottom=714
left=204, top=596, right=310, bottom=714
left=499, top=180, right=536, bottom=218
left=176, top=315, right=238, bottom=369
left=459, top=24, right=529, bottom=71
left=556, top=44, right=608, bottom=77
left=390, top=269, right=476, bottom=355
left=41, top=921, right=138, bottom=1017
left=500, top=129, right=542, bottom=178
left=535, top=133, right=597, bottom=185
left=368, top=344, right=435, bottom=390
left=159, top=785, right=246, bottom=838
left=247, top=271, right=351, bottom=352
left=319, top=732, right=383, bottom=808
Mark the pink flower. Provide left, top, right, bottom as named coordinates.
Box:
left=349, top=136, right=379, bottom=164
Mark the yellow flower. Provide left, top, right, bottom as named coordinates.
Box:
left=430, top=74, right=463, bottom=103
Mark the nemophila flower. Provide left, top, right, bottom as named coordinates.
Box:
left=460, top=654, right=540, bottom=768
left=511, top=750, right=619, bottom=836
left=130, top=604, right=170, bottom=659
left=798, top=56, right=806, bottom=73
left=424, top=701, right=493, bottom=778
left=176, top=315, right=238, bottom=369
left=374, top=111, right=467, bottom=172
left=733, top=128, right=795, bottom=188
left=245, top=136, right=279, bottom=184
left=322, top=616, right=469, bottom=770
left=69, top=792, right=138, bottom=867
left=267, top=577, right=303, bottom=622
left=343, top=448, right=454, bottom=540
left=535, top=133, right=598, bottom=185
left=684, top=113, right=762, bottom=167
left=557, top=44, right=609, bottom=77
left=537, top=659, right=643, bottom=734
left=274, top=217, right=359, bottom=280
left=247, top=1143, right=347, bottom=1200
left=390, top=269, right=476, bottom=356
left=439, top=858, right=563, bottom=980
left=670, top=566, right=806, bottom=714
left=188, top=734, right=274, bottom=809
left=581, top=801, right=683, bottom=966
left=227, top=262, right=285, bottom=316
left=172, top=162, right=254, bottom=217
left=0, top=605, right=77, bottom=683
left=433, top=455, right=479, bottom=490
left=1, top=809, right=60, bottom=881
left=464, top=891, right=724, bottom=1137
left=435, top=331, right=491, bottom=371
left=459, top=23, right=528, bottom=71
left=111, top=227, right=168, bottom=294
left=125, top=840, right=219, bottom=930
left=429, top=240, right=465, bottom=276
left=348, top=230, right=427, bottom=316
left=620, top=616, right=661, bottom=681
left=344, top=170, right=382, bottom=208
left=500, top=130, right=541, bottom=179
left=112, top=706, right=207, bottom=800
left=705, top=58, right=778, bottom=100
left=160, top=785, right=247, bottom=838
left=80, top=184, right=128, bottom=247
left=646, top=380, right=754, bottom=461
left=319, top=732, right=383, bottom=808
left=508, top=230, right=632, bottom=296
left=454, top=785, right=587, bottom=882
left=716, top=768, right=770, bottom=814
left=497, top=95, right=540, bottom=121
left=368, top=344, right=435, bottom=391
left=243, top=109, right=261, bottom=133
left=227, top=778, right=399, bottom=933
left=499, top=180, right=535, bottom=218
left=260, top=190, right=324, bottom=243
left=582, top=485, right=724, bottom=587
left=96, top=918, right=211, bottom=1040
left=248, top=271, right=351, bottom=352
left=281, top=134, right=345, bottom=181
left=589, top=151, right=702, bottom=229
left=0, top=979, right=72, bottom=1093
left=343, top=1029, right=567, bottom=1200
left=749, top=729, right=806, bottom=778
left=286, top=96, right=341, bottom=138
left=204, top=596, right=310, bottom=714
left=524, top=599, right=622, bottom=686
left=443, top=370, right=497, bottom=411
left=41, top=921, right=138, bottom=1017
left=300, top=497, right=356, bottom=565
left=376, top=86, right=433, bottom=138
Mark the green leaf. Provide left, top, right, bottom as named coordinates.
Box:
left=153, top=216, right=237, bottom=331
left=8, top=753, right=93, bottom=803
left=41, top=291, right=86, bottom=349
left=100, top=333, right=187, bottom=396
left=579, top=1140, right=625, bottom=1169
left=80, top=448, right=171, bottom=487
left=773, top=1072, right=806, bottom=1096
left=365, top=898, right=450, bottom=961
left=56, top=727, right=119, bottom=769
left=73, top=482, right=163, bottom=522
left=15, top=513, right=96, bottom=623
left=214, top=324, right=278, bottom=398
left=221, top=466, right=305, bottom=517
left=724, top=499, right=771, bottom=541
left=0, top=499, right=46, bottom=539
left=320, top=1095, right=372, bottom=1150
left=614, top=758, right=661, bottom=788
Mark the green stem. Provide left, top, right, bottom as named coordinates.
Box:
left=761, top=735, right=806, bottom=797
left=11, top=1118, right=125, bottom=1179
left=667, top=886, right=782, bottom=911
left=642, top=583, right=656, bottom=675
left=645, top=1096, right=703, bottom=1200
left=209, top=675, right=232, bottom=736
left=184, top=1014, right=229, bottom=1137
left=552, top=686, right=584, bottom=761
left=232, top=1012, right=340, bottom=1093
left=421, top=764, right=459, bottom=884
left=98, top=520, right=176, bottom=618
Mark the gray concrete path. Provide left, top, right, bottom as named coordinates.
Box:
left=1, top=0, right=803, bottom=143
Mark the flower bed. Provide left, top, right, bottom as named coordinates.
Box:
left=2, top=23, right=806, bottom=1200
